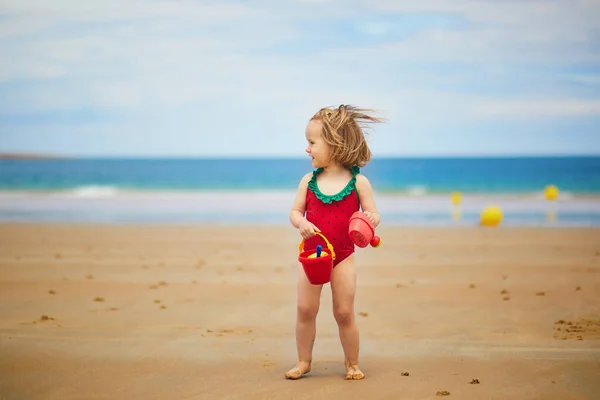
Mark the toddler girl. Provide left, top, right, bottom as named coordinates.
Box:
left=286, top=104, right=383, bottom=380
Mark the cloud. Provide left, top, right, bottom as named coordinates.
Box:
left=473, top=100, right=600, bottom=118
left=355, top=21, right=394, bottom=36
left=0, top=0, right=599, bottom=156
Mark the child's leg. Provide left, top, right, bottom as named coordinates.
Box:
left=285, top=265, right=323, bottom=380
left=330, top=255, right=364, bottom=380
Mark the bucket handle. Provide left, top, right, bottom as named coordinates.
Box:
left=298, top=232, right=336, bottom=260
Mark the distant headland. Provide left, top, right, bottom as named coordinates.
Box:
left=0, top=153, right=68, bottom=160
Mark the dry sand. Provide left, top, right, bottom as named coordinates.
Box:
left=0, top=223, right=599, bottom=399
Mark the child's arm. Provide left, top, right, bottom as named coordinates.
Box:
left=289, top=173, right=321, bottom=238
left=356, top=174, right=381, bottom=228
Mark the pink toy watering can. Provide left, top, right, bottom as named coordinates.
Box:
left=348, top=211, right=381, bottom=248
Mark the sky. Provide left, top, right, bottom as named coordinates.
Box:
left=0, top=0, right=599, bottom=158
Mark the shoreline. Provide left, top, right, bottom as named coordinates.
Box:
left=1, top=190, right=600, bottom=227
left=1, top=187, right=600, bottom=197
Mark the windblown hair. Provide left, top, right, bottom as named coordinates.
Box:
left=311, top=104, right=385, bottom=168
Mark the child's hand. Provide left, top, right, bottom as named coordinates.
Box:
left=298, top=219, right=320, bottom=239
left=363, top=211, right=380, bottom=227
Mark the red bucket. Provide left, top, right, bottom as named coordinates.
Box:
left=298, top=232, right=336, bottom=285
left=349, top=211, right=381, bottom=248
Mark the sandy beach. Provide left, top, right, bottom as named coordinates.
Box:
left=1, top=223, right=599, bottom=399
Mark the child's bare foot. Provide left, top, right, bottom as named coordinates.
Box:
left=345, top=364, right=365, bottom=380
left=284, top=362, right=311, bottom=380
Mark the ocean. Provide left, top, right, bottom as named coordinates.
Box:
left=1, top=157, right=599, bottom=226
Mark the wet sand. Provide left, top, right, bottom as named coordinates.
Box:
left=1, top=224, right=599, bottom=399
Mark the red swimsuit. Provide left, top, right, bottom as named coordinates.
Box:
left=303, top=166, right=361, bottom=267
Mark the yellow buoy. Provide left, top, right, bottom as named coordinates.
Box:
left=451, top=191, right=462, bottom=206
left=480, top=206, right=503, bottom=227
left=544, top=185, right=559, bottom=201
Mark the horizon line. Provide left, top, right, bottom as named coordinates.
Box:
left=2, top=152, right=600, bottom=160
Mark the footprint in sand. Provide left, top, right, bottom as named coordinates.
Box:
left=154, top=299, right=161, bottom=304
left=535, top=291, right=546, bottom=296
left=359, top=312, right=369, bottom=317
left=86, top=274, right=94, bottom=280
left=553, top=318, right=600, bottom=340
left=203, top=328, right=252, bottom=337
left=23, top=315, right=57, bottom=324
left=93, top=297, right=105, bottom=302
left=48, top=290, right=56, bottom=295
left=469, top=378, right=480, bottom=384
left=500, top=289, right=508, bottom=295
left=503, top=296, right=510, bottom=301
left=401, top=371, right=409, bottom=376
left=468, top=283, right=476, bottom=289
left=436, top=390, right=450, bottom=396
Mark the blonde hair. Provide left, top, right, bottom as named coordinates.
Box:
left=311, top=104, right=384, bottom=168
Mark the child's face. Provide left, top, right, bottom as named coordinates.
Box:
left=305, top=119, right=330, bottom=169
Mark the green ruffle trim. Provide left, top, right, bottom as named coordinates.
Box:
left=308, top=166, right=360, bottom=204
